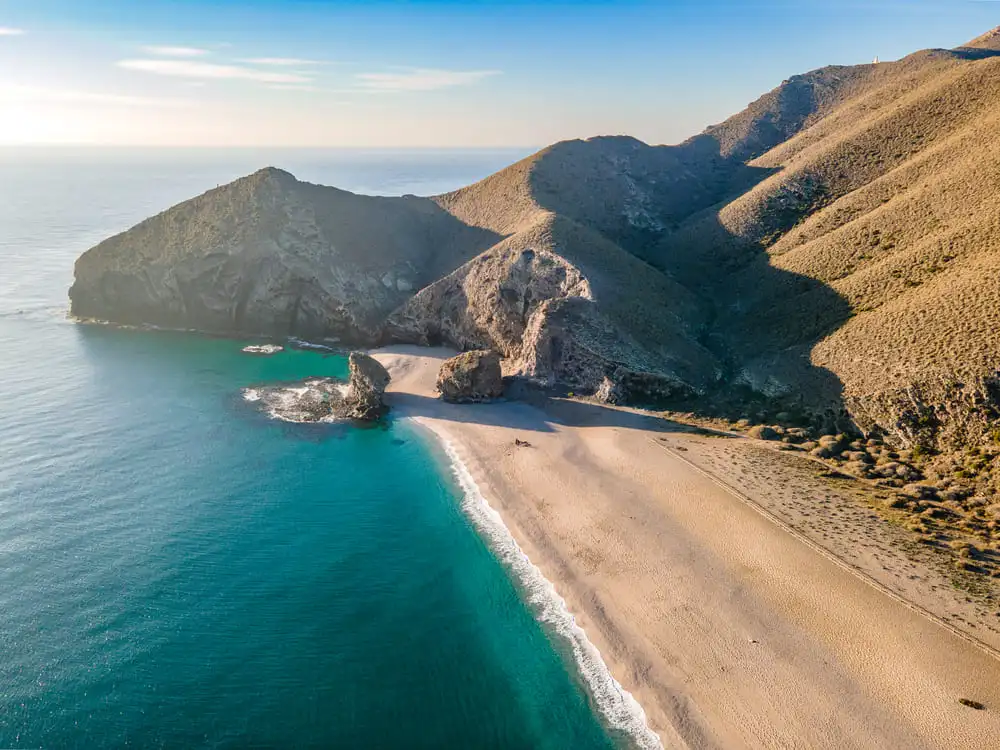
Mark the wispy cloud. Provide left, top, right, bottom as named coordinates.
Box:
left=117, top=59, right=312, bottom=84
left=354, top=68, right=500, bottom=92
left=239, top=57, right=327, bottom=66
left=0, top=27, right=26, bottom=36
left=141, top=45, right=209, bottom=57
left=0, top=84, right=190, bottom=108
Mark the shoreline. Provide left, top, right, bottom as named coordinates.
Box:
left=411, top=415, right=665, bottom=750
left=372, top=345, right=1000, bottom=749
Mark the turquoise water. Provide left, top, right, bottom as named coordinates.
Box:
left=0, top=150, right=626, bottom=749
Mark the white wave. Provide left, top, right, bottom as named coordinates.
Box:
left=242, top=344, right=284, bottom=355
left=288, top=337, right=337, bottom=352
left=241, top=378, right=347, bottom=423
left=416, top=418, right=664, bottom=750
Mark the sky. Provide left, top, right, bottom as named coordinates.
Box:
left=0, top=0, right=997, bottom=148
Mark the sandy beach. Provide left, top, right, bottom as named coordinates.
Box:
left=373, top=345, right=1000, bottom=750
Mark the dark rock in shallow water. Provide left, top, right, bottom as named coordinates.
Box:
left=436, top=350, right=503, bottom=403
left=342, top=352, right=391, bottom=420
left=245, top=378, right=347, bottom=423
left=244, top=351, right=390, bottom=423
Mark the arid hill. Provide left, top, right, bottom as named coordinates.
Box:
left=72, top=28, right=1000, bottom=475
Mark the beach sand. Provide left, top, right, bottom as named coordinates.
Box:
left=373, top=345, right=1000, bottom=749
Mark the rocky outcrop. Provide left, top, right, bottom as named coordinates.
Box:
left=248, top=378, right=348, bottom=423
left=246, top=351, right=391, bottom=423
left=385, top=212, right=718, bottom=400
left=69, top=168, right=497, bottom=342
left=436, top=350, right=504, bottom=403
left=342, top=352, right=391, bottom=420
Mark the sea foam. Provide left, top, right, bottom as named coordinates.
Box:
left=241, top=379, right=350, bottom=423
left=418, top=419, right=665, bottom=750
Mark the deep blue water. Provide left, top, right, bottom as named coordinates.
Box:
left=0, top=149, right=628, bottom=749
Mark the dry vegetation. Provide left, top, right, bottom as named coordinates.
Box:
left=655, top=410, right=1000, bottom=609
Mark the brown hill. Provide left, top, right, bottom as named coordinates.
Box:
left=70, top=168, right=498, bottom=339
left=643, top=33, right=1000, bottom=457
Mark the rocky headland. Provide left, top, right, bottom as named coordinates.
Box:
left=72, top=28, right=1000, bottom=542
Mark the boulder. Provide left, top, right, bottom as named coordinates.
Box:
left=437, top=350, right=504, bottom=403
left=343, top=352, right=392, bottom=420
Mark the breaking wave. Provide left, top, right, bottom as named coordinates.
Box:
left=416, top=419, right=664, bottom=750
left=242, top=378, right=350, bottom=423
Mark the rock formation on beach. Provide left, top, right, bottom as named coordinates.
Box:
left=436, top=350, right=504, bottom=403
left=343, top=352, right=391, bottom=420
left=72, top=27, right=1000, bottom=475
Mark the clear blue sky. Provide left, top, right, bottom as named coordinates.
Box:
left=0, top=0, right=996, bottom=146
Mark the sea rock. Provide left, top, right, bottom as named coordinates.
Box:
left=245, top=378, right=347, bottom=423
left=244, top=351, right=390, bottom=423
left=343, top=352, right=392, bottom=420
left=436, top=350, right=504, bottom=403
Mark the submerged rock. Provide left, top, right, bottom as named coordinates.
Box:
left=244, top=351, right=390, bottom=423
left=244, top=378, right=347, bottom=423
left=242, top=344, right=284, bottom=355
left=436, top=350, right=504, bottom=403
left=342, top=352, right=391, bottom=420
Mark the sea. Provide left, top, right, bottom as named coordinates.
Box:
left=0, top=148, right=656, bottom=749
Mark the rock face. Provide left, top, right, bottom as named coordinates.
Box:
left=69, top=168, right=497, bottom=343
left=436, top=350, right=504, bottom=403
left=342, top=352, right=391, bottom=420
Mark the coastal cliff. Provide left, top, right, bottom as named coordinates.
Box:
left=70, top=167, right=498, bottom=342
left=72, top=29, right=1000, bottom=488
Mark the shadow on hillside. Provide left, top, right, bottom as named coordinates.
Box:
left=524, top=134, right=858, bottom=431
left=526, top=135, right=780, bottom=267
left=662, top=208, right=855, bottom=431
left=950, top=47, right=1000, bottom=61
left=386, top=390, right=725, bottom=437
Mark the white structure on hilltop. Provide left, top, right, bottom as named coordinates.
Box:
left=873, top=56, right=880, bottom=64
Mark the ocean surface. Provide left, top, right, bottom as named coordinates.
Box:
left=0, top=148, right=642, bottom=749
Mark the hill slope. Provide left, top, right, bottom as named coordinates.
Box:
left=70, top=168, right=499, bottom=340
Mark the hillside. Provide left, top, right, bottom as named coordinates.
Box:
left=651, top=35, right=1000, bottom=458
left=70, top=168, right=499, bottom=340
left=71, top=27, right=1000, bottom=493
